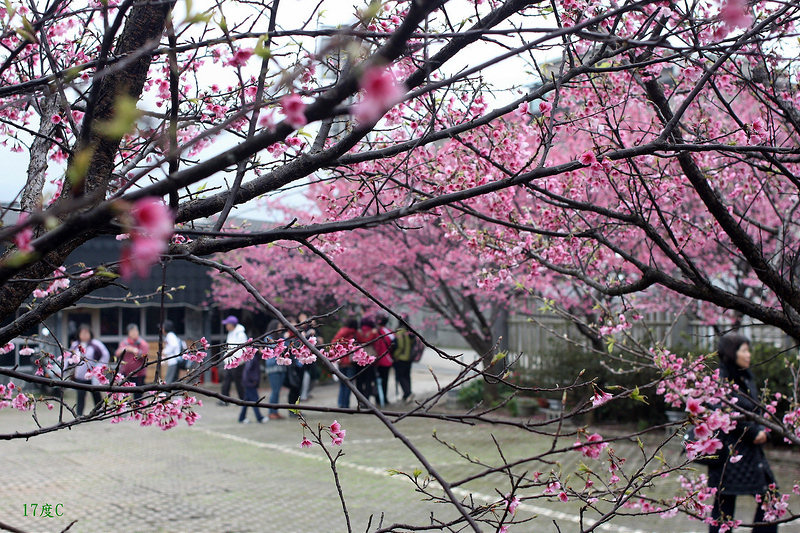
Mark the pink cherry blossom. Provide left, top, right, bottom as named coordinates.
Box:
left=14, top=213, right=33, bottom=252
left=539, top=101, right=552, bottom=115
left=131, top=197, right=173, bottom=241
left=227, top=47, right=254, bottom=68
left=300, top=437, right=313, bottom=448
left=579, top=151, right=597, bottom=166
left=120, top=198, right=174, bottom=280
left=718, top=0, right=753, bottom=29
left=12, top=393, right=32, bottom=411
left=685, top=397, right=705, bottom=415
left=592, top=390, right=612, bottom=407
left=505, top=494, right=520, bottom=514
left=353, top=65, right=405, bottom=124
left=280, top=94, right=307, bottom=129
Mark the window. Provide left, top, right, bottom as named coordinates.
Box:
left=100, top=308, right=119, bottom=336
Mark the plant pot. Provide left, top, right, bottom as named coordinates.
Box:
left=515, top=397, right=539, bottom=417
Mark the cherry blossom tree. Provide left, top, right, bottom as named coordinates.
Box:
left=2, top=0, right=800, bottom=532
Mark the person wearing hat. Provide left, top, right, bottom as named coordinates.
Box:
left=219, top=315, right=247, bottom=406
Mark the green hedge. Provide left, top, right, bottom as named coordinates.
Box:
left=505, top=342, right=797, bottom=428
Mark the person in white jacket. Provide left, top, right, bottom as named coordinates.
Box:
left=219, top=315, right=248, bottom=405
left=162, top=320, right=183, bottom=384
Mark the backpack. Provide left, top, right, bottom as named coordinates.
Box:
left=410, top=336, right=424, bottom=363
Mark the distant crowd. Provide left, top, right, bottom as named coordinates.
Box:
left=47, top=313, right=423, bottom=423
left=221, top=313, right=424, bottom=424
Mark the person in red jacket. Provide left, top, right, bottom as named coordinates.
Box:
left=374, top=315, right=395, bottom=405
left=355, top=317, right=381, bottom=407
left=115, top=323, right=149, bottom=400
left=332, top=318, right=359, bottom=409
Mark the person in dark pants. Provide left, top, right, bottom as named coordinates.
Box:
left=68, top=324, right=109, bottom=416
left=238, top=354, right=264, bottom=424
left=115, top=324, right=149, bottom=401
left=332, top=318, right=360, bottom=409
left=707, top=333, right=778, bottom=533
left=283, top=317, right=305, bottom=416
left=392, top=325, right=415, bottom=404
left=219, top=315, right=247, bottom=405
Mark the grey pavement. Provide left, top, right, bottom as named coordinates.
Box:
left=0, top=349, right=787, bottom=533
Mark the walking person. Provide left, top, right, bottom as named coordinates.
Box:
left=68, top=324, right=110, bottom=416
left=283, top=316, right=305, bottom=415
left=332, top=318, right=359, bottom=409
left=115, top=323, right=149, bottom=401
left=219, top=315, right=247, bottom=405
left=297, top=312, right=321, bottom=401
left=162, top=320, right=183, bottom=384
left=374, top=315, right=394, bottom=405
left=355, top=316, right=380, bottom=407
left=264, top=320, right=286, bottom=420
left=707, top=333, right=779, bottom=533
left=239, top=352, right=265, bottom=424
left=393, top=322, right=415, bottom=404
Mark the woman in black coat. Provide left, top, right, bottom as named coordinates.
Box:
left=708, top=333, right=777, bottom=533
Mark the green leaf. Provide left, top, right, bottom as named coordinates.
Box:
left=630, top=386, right=649, bottom=405
left=95, top=95, right=141, bottom=140
left=358, top=0, right=382, bottom=24
left=17, top=15, right=38, bottom=43
left=4, top=251, right=38, bottom=268
left=254, top=36, right=271, bottom=59
left=490, top=351, right=507, bottom=366
left=185, top=11, right=212, bottom=24
left=66, top=146, right=95, bottom=187
left=95, top=268, right=120, bottom=279
left=413, top=468, right=423, bottom=478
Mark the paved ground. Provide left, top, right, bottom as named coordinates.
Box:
left=0, top=349, right=796, bottom=533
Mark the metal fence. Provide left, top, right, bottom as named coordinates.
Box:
left=508, top=311, right=792, bottom=373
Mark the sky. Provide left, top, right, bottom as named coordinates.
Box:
left=0, top=0, right=546, bottom=218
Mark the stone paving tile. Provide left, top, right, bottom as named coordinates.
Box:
left=1, top=353, right=791, bottom=533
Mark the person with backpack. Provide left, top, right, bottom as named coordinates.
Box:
left=239, top=351, right=265, bottom=424
left=393, top=320, right=415, bottom=404
left=68, top=324, right=110, bottom=416
left=264, top=319, right=287, bottom=420
left=219, top=315, right=248, bottom=405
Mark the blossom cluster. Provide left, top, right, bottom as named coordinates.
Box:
left=326, top=338, right=374, bottom=366
left=182, top=337, right=210, bottom=363
left=119, top=198, right=174, bottom=279
left=0, top=382, right=33, bottom=411
left=109, top=391, right=202, bottom=430
left=256, top=337, right=373, bottom=369
left=32, top=266, right=70, bottom=299
left=224, top=341, right=257, bottom=370
left=300, top=420, right=347, bottom=448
